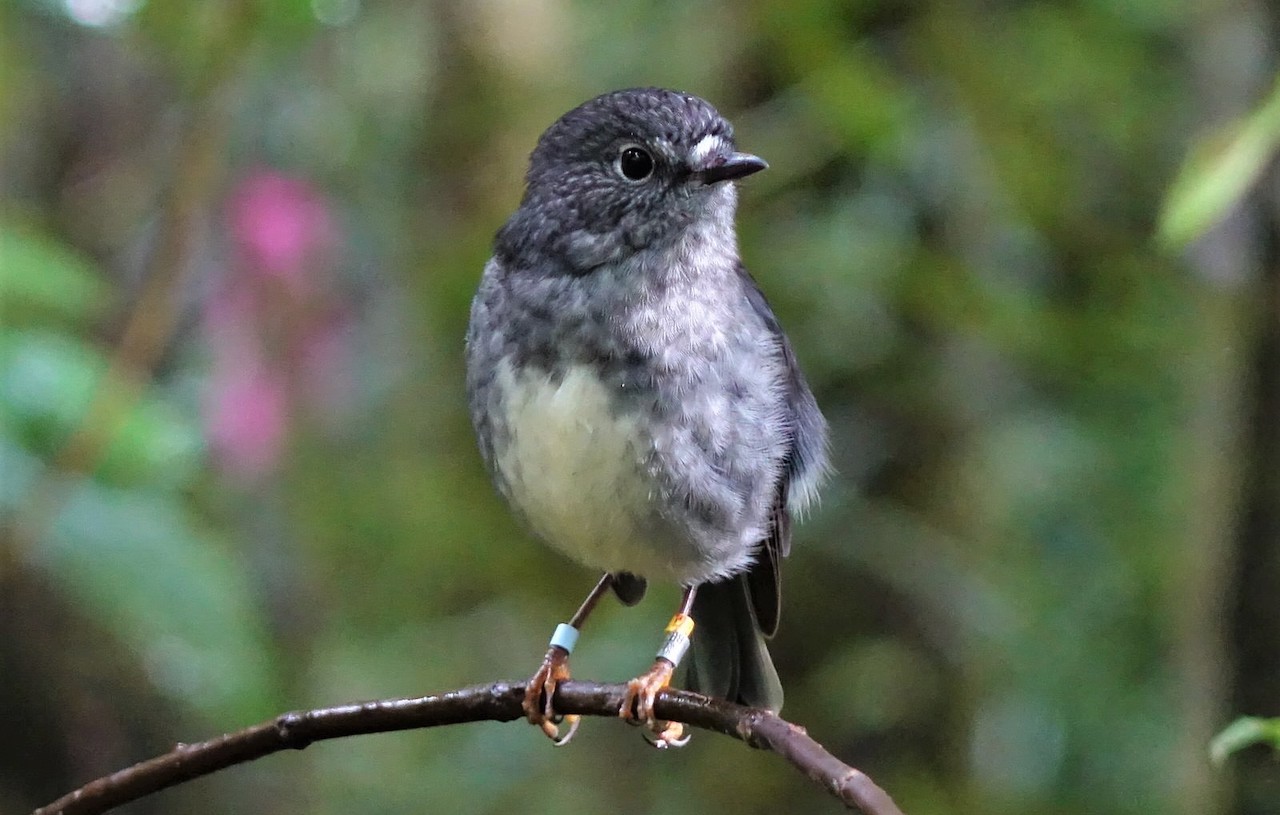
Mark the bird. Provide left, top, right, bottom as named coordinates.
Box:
left=465, top=87, right=828, bottom=747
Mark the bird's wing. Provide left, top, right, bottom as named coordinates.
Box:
left=737, top=263, right=830, bottom=636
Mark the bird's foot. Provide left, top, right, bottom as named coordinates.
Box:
left=524, top=646, right=580, bottom=746
left=619, top=658, right=690, bottom=748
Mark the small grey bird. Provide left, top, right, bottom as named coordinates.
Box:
left=465, top=88, right=828, bottom=746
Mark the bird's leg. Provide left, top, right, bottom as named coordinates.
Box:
left=525, top=572, right=614, bottom=745
left=620, top=585, right=698, bottom=748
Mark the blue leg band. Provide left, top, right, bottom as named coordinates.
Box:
left=549, top=623, right=580, bottom=654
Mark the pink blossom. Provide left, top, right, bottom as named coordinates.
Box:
left=205, top=354, right=288, bottom=481
left=204, top=168, right=353, bottom=481
left=227, top=170, right=335, bottom=288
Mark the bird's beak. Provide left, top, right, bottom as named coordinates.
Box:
left=698, top=152, right=769, bottom=184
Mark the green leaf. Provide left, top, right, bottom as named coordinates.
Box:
left=0, top=329, right=205, bottom=487
left=0, top=434, right=41, bottom=510
left=1210, top=716, right=1280, bottom=765
left=0, top=329, right=104, bottom=432
left=12, top=461, right=282, bottom=721
left=1159, top=77, right=1280, bottom=248
left=0, top=223, right=108, bottom=323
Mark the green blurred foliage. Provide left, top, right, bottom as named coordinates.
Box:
left=1160, top=77, right=1280, bottom=247
left=2, top=0, right=1277, bottom=814
left=1212, top=717, right=1280, bottom=766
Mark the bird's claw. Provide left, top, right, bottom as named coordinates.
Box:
left=541, top=713, right=581, bottom=746
left=524, top=646, right=580, bottom=746
left=643, top=720, right=691, bottom=748
left=620, top=659, right=689, bottom=748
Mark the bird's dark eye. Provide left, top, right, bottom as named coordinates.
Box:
left=617, top=146, right=655, bottom=181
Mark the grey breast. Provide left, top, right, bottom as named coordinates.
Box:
left=466, top=255, right=790, bottom=586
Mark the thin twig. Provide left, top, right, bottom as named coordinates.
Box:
left=34, top=680, right=904, bottom=815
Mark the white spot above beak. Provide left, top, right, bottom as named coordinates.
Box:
left=689, top=134, right=728, bottom=169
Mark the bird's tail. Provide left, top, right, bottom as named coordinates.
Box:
left=684, top=575, right=784, bottom=712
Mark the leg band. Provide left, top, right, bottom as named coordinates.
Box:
left=549, top=623, right=580, bottom=654
left=655, top=613, right=695, bottom=666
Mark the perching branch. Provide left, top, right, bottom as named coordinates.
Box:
left=34, top=680, right=904, bottom=815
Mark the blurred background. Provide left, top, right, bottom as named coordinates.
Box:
left=2, top=0, right=1277, bottom=813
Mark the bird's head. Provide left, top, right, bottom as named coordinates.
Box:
left=497, top=88, right=766, bottom=272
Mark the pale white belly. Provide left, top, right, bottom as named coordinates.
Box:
left=492, top=360, right=698, bottom=581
